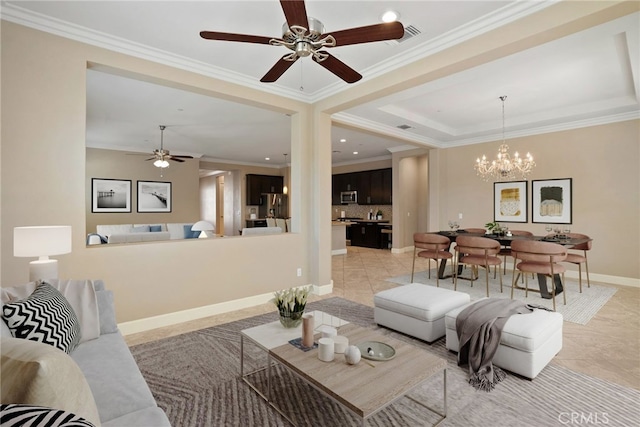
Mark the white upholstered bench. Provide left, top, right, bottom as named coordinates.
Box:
left=445, top=300, right=563, bottom=379
left=374, top=284, right=471, bottom=343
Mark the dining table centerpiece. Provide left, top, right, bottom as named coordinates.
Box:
left=271, top=286, right=311, bottom=328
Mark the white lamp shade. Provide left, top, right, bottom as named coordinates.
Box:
left=14, top=226, right=72, bottom=258
left=191, top=221, right=214, bottom=238
left=191, top=221, right=214, bottom=232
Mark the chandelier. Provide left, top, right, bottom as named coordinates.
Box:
left=474, top=96, right=535, bottom=181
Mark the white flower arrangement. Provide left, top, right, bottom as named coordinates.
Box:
left=271, top=286, right=311, bottom=315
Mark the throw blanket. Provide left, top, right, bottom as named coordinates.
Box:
left=456, top=298, right=534, bottom=392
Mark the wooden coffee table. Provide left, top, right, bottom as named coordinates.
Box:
left=241, top=316, right=447, bottom=426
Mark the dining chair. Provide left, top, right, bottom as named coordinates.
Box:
left=563, top=232, right=592, bottom=292
left=453, top=235, right=502, bottom=297
left=285, top=218, right=291, bottom=233
left=496, top=230, right=534, bottom=278
left=411, top=233, right=453, bottom=287
left=275, top=218, right=287, bottom=232
left=266, top=218, right=276, bottom=227
left=510, top=240, right=567, bottom=311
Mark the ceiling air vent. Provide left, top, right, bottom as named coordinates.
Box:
left=397, top=124, right=413, bottom=130
left=386, top=24, right=421, bottom=46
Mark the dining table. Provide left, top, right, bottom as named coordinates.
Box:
left=434, top=230, right=592, bottom=299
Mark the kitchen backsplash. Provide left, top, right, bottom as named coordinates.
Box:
left=332, top=205, right=392, bottom=221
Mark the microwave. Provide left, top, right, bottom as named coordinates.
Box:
left=340, top=191, right=358, bottom=204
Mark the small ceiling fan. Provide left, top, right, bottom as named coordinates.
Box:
left=200, top=0, right=404, bottom=84
left=147, top=125, right=193, bottom=168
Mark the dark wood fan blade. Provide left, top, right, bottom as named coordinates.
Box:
left=170, top=155, right=194, bottom=159
left=169, top=157, right=185, bottom=163
left=260, top=55, right=299, bottom=82
left=324, top=22, right=404, bottom=47
left=280, top=0, right=308, bottom=29
left=145, top=157, right=155, bottom=161
left=200, top=31, right=273, bottom=45
left=312, top=52, right=362, bottom=83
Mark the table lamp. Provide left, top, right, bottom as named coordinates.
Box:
left=191, top=221, right=214, bottom=238
left=14, top=225, right=72, bottom=281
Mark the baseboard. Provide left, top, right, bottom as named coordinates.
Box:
left=332, top=249, right=347, bottom=255
left=563, top=271, right=639, bottom=288
left=119, top=282, right=334, bottom=336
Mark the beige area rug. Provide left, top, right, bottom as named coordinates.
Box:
left=386, top=268, right=616, bottom=325
left=130, top=297, right=639, bottom=427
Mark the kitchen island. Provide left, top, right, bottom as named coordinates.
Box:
left=349, top=219, right=391, bottom=249
left=331, top=221, right=351, bottom=255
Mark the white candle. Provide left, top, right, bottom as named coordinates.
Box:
left=318, top=338, right=335, bottom=362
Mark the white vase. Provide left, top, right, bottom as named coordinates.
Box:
left=344, top=345, right=361, bottom=365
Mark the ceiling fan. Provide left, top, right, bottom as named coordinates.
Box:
left=147, top=125, right=193, bottom=168
left=200, top=0, right=404, bottom=84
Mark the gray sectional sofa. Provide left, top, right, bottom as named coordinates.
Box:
left=0, top=279, right=170, bottom=426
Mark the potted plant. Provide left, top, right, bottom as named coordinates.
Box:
left=376, top=210, right=383, bottom=220
left=484, top=221, right=503, bottom=235
left=271, top=286, right=311, bottom=328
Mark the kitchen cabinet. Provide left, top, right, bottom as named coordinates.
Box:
left=349, top=222, right=385, bottom=248
left=332, top=168, right=392, bottom=205
left=246, top=174, right=284, bottom=205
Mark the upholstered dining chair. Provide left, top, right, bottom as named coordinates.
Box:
left=411, top=233, right=454, bottom=287
left=453, top=235, right=503, bottom=297
left=266, top=218, right=276, bottom=227
left=496, top=230, right=534, bottom=278
left=563, top=233, right=592, bottom=292
left=275, top=218, right=287, bottom=232
left=510, top=240, right=568, bottom=311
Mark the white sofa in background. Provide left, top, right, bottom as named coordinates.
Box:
left=94, top=223, right=200, bottom=244
left=241, top=226, right=283, bottom=236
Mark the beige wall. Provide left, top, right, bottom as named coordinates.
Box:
left=2, top=1, right=638, bottom=329
left=429, top=120, right=639, bottom=280
left=86, top=148, right=201, bottom=234
left=1, top=21, right=314, bottom=324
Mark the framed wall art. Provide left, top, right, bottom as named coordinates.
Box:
left=532, top=178, right=572, bottom=224
left=137, top=181, right=172, bottom=213
left=91, top=178, right=131, bottom=213
left=493, top=181, right=527, bottom=223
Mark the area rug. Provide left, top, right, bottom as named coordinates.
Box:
left=386, top=269, right=616, bottom=325
left=130, top=297, right=639, bottom=427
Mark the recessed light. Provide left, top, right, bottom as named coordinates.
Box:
left=381, top=10, right=399, bottom=23
left=353, top=151, right=358, bottom=155
left=340, top=138, right=346, bottom=143
left=265, top=157, right=270, bottom=161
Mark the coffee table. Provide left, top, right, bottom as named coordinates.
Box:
left=240, top=313, right=447, bottom=426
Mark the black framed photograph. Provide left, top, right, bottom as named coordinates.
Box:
left=493, top=181, right=527, bottom=223
left=91, top=178, right=131, bottom=213
left=137, top=181, right=172, bottom=213
left=532, top=178, right=572, bottom=224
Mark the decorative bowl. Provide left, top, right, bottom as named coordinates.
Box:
left=355, top=341, right=396, bottom=361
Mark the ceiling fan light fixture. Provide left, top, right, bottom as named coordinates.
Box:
left=154, top=159, right=170, bottom=168
left=381, top=10, right=400, bottom=23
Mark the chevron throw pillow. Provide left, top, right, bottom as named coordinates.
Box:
left=1, top=282, right=81, bottom=353
left=0, top=404, right=95, bottom=427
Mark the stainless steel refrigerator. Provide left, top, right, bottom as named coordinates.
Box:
left=259, top=193, right=288, bottom=218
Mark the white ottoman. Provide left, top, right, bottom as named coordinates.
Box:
left=374, top=284, right=471, bottom=343
left=445, top=300, right=563, bottom=379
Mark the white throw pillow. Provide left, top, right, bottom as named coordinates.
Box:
left=1, top=337, right=101, bottom=426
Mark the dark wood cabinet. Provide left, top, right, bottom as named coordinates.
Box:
left=332, top=168, right=392, bottom=205
left=246, top=174, right=284, bottom=205
left=349, top=222, right=383, bottom=248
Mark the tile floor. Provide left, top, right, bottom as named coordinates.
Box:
left=126, top=246, right=640, bottom=391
